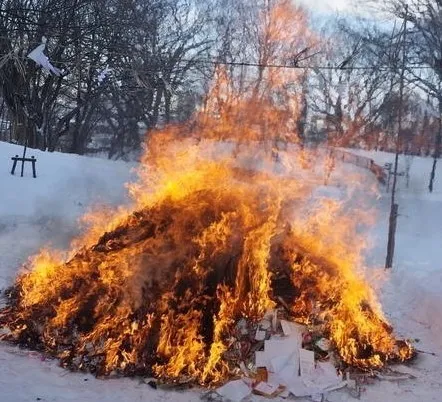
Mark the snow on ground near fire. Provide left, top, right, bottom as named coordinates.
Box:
left=0, top=141, right=441, bottom=402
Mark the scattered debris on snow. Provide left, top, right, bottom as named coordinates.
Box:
left=212, top=309, right=374, bottom=401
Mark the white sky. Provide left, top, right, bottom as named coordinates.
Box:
left=297, top=0, right=353, bottom=13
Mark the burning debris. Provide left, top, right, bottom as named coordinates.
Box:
left=0, top=147, right=413, bottom=388
left=209, top=310, right=415, bottom=401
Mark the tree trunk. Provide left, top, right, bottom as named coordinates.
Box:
left=164, top=90, right=171, bottom=124
left=12, top=108, right=35, bottom=147
left=385, top=6, right=407, bottom=269
left=428, top=97, right=442, bottom=193
left=385, top=203, right=398, bottom=268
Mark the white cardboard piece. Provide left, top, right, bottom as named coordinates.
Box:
left=280, top=320, right=304, bottom=342
left=266, top=338, right=299, bottom=354
left=216, top=379, right=251, bottom=402
left=255, top=329, right=267, bottom=341
left=299, top=348, right=315, bottom=377
left=264, top=348, right=343, bottom=399
left=255, top=351, right=268, bottom=368
left=270, top=354, right=294, bottom=373
left=255, top=337, right=300, bottom=371
left=288, top=376, right=322, bottom=397
left=259, top=319, right=271, bottom=330
left=272, top=310, right=279, bottom=331
left=302, top=361, right=342, bottom=389
left=253, top=381, right=280, bottom=396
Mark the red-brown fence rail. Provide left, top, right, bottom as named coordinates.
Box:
left=331, top=148, right=387, bottom=184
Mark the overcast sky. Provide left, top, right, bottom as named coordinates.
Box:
left=297, top=0, right=353, bottom=13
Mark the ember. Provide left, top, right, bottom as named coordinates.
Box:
left=0, top=0, right=413, bottom=387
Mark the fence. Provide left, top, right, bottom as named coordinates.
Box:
left=331, top=148, right=387, bottom=184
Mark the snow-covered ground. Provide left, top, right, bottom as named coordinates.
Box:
left=1, top=142, right=442, bottom=402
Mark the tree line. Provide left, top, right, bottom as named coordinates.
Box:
left=0, top=0, right=440, bottom=183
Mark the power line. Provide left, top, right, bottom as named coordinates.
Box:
left=0, top=50, right=438, bottom=75
left=179, top=58, right=435, bottom=72
left=0, top=31, right=437, bottom=76
left=0, top=33, right=437, bottom=73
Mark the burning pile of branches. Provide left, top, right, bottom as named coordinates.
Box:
left=0, top=148, right=413, bottom=385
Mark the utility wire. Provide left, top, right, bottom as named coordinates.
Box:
left=1, top=50, right=438, bottom=74
left=0, top=34, right=437, bottom=75
left=178, top=58, right=436, bottom=71
left=0, top=32, right=438, bottom=73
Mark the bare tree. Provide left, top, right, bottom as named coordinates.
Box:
left=0, top=0, right=109, bottom=151
left=0, top=0, right=214, bottom=158
left=373, top=0, right=442, bottom=191
left=309, top=20, right=402, bottom=150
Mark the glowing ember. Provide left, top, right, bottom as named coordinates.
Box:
left=0, top=0, right=413, bottom=386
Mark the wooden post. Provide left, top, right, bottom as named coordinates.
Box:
left=386, top=6, right=407, bottom=269
left=429, top=93, right=442, bottom=192
left=385, top=203, right=398, bottom=268
left=10, top=154, right=18, bottom=175
left=31, top=156, right=36, bottom=178
left=385, top=163, right=392, bottom=193
left=20, top=136, right=28, bottom=177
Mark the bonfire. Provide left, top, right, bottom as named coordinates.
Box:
left=0, top=0, right=413, bottom=388
left=0, top=134, right=413, bottom=386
